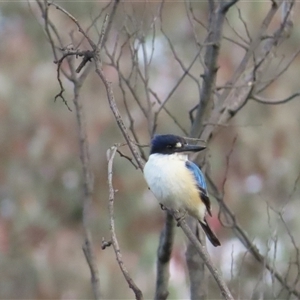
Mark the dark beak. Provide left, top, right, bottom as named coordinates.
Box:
left=176, top=144, right=206, bottom=153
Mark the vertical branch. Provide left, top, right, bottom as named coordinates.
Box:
left=155, top=212, right=175, bottom=300
left=185, top=218, right=207, bottom=300
left=186, top=1, right=235, bottom=299
left=73, top=84, right=101, bottom=300
left=35, top=1, right=101, bottom=298
left=190, top=0, right=229, bottom=138
left=107, top=146, right=144, bottom=300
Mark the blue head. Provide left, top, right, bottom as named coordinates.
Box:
left=150, top=134, right=206, bottom=155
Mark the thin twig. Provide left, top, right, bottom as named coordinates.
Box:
left=206, top=175, right=300, bottom=299
left=107, top=146, right=143, bottom=300
left=36, top=2, right=100, bottom=298
left=251, top=92, right=300, bottom=105
left=47, top=1, right=97, bottom=50
left=95, top=63, right=145, bottom=170
left=36, top=0, right=73, bottom=111
left=116, top=149, right=139, bottom=169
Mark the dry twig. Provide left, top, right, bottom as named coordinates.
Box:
left=107, top=146, right=144, bottom=300
left=207, top=175, right=300, bottom=299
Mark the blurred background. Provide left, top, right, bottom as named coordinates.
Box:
left=1, top=1, right=300, bottom=299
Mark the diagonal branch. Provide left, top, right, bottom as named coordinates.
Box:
left=47, top=1, right=97, bottom=50
left=199, top=0, right=292, bottom=144
left=95, top=62, right=145, bottom=170
left=171, top=210, right=234, bottom=300
left=206, top=175, right=300, bottom=299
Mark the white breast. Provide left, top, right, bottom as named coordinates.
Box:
left=143, top=154, right=199, bottom=212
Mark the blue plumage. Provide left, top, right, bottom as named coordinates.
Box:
left=144, top=134, right=221, bottom=247
left=185, top=161, right=207, bottom=191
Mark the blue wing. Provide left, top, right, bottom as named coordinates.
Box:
left=185, top=160, right=211, bottom=216
left=185, top=161, right=207, bottom=191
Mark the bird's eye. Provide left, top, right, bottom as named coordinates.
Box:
left=166, top=144, right=173, bottom=148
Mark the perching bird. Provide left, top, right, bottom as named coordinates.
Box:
left=143, top=134, right=220, bottom=247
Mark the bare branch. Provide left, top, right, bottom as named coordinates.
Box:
left=47, top=1, right=97, bottom=50
left=36, top=2, right=101, bottom=298
left=73, top=84, right=100, bottom=299
left=225, top=7, right=251, bottom=46
left=82, top=235, right=101, bottom=299
left=198, top=0, right=289, bottom=144
left=36, top=0, right=73, bottom=110
left=116, top=149, right=139, bottom=170
left=156, top=51, right=201, bottom=116
left=206, top=175, right=300, bottom=299
left=117, top=74, right=148, bottom=161
left=99, top=0, right=120, bottom=47
left=237, top=7, right=252, bottom=43
left=190, top=2, right=229, bottom=138
left=185, top=218, right=207, bottom=300
left=36, top=1, right=300, bottom=299
left=54, top=4, right=145, bottom=170
left=95, top=61, right=145, bottom=170
left=148, top=88, right=188, bottom=135
left=170, top=210, right=234, bottom=300
left=155, top=212, right=175, bottom=300
left=107, top=146, right=143, bottom=300
left=251, top=92, right=300, bottom=105
left=256, top=47, right=300, bottom=94
left=221, top=0, right=240, bottom=14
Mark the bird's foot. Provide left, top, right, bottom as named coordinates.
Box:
left=174, top=209, right=187, bottom=227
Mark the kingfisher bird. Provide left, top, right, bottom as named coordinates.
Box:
left=143, top=134, right=220, bottom=247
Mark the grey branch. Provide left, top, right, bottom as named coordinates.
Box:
left=251, top=92, right=300, bottom=105
left=206, top=175, right=300, bottom=299
left=155, top=212, right=175, bottom=300
left=199, top=0, right=293, bottom=144
left=73, top=83, right=101, bottom=300
left=190, top=0, right=235, bottom=138
left=171, top=210, right=234, bottom=300
left=37, top=1, right=101, bottom=298
left=221, top=0, right=240, bottom=13
left=107, top=146, right=143, bottom=300
left=95, top=64, right=145, bottom=170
